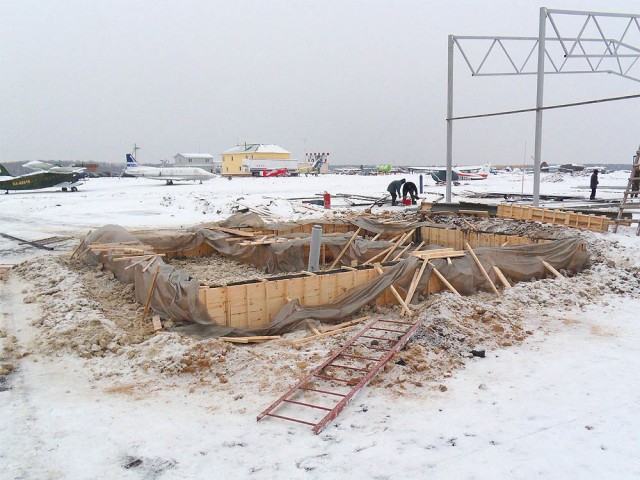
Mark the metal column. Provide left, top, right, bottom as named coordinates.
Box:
left=533, top=7, right=547, bottom=207
left=446, top=34, right=454, bottom=203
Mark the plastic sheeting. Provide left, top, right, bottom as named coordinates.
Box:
left=80, top=225, right=588, bottom=338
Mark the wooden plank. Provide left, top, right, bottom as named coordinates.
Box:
left=428, top=262, right=462, bottom=297
left=70, top=230, right=91, bottom=259
left=319, top=315, right=371, bottom=332
left=493, top=266, right=511, bottom=289
left=330, top=227, right=362, bottom=269
left=373, top=263, right=413, bottom=316
left=542, top=260, right=564, bottom=279
left=221, top=335, right=281, bottom=343
left=464, top=242, right=500, bottom=296
left=292, top=325, right=359, bottom=344
left=204, top=224, right=261, bottom=237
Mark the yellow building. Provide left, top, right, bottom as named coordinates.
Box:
left=221, top=143, right=294, bottom=176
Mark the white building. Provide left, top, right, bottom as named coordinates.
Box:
left=172, top=153, right=220, bottom=174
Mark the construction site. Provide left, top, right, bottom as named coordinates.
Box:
left=2, top=3, right=640, bottom=479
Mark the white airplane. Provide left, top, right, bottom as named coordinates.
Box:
left=123, top=154, right=215, bottom=184
left=22, top=160, right=88, bottom=176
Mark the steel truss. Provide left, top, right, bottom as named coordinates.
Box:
left=445, top=7, right=640, bottom=205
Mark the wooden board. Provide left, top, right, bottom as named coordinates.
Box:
left=496, top=203, right=610, bottom=232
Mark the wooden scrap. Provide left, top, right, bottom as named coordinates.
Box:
left=373, top=263, right=413, bottom=316
left=428, top=262, right=462, bottom=297
left=493, top=266, right=512, bottom=288
left=152, top=315, right=163, bottom=331
left=465, top=242, right=500, bottom=296
left=542, top=260, right=564, bottom=279
left=330, top=227, right=362, bottom=269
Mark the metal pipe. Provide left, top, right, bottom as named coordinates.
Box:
left=308, top=225, right=322, bottom=272
left=533, top=7, right=547, bottom=207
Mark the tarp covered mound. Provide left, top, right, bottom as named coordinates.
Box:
left=79, top=225, right=212, bottom=325
left=80, top=225, right=588, bottom=338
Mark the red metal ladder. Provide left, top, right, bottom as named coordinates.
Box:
left=257, top=317, right=422, bottom=434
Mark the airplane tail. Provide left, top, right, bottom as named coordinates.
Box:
left=0, top=164, right=12, bottom=177
left=126, top=154, right=139, bottom=167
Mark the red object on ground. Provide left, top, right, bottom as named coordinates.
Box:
left=402, top=198, right=411, bottom=206
left=323, top=192, right=331, bottom=209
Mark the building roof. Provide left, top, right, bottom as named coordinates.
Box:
left=222, top=144, right=290, bottom=155
left=174, top=153, right=214, bottom=159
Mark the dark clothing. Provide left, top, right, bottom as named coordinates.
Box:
left=387, top=179, right=406, bottom=206
left=632, top=170, right=640, bottom=198
left=590, top=172, right=599, bottom=200
left=402, top=182, right=419, bottom=205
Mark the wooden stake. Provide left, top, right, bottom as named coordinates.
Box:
left=493, top=266, right=511, bottom=288
left=373, top=263, right=413, bottom=316
left=371, top=232, right=383, bottom=241
left=124, top=255, right=153, bottom=270
left=70, top=230, right=91, bottom=259
left=382, top=229, right=415, bottom=263
left=404, top=259, right=428, bottom=304
left=330, top=227, right=362, bottom=269
left=142, top=256, right=158, bottom=273
left=542, top=260, right=564, bottom=279
left=142, top=264, right=161, bottom=321
left=392, top=242, right=414, bottom=262
left=152, top=315, right=163, bottom=331
left=292, top=325, right=359, bottom=344
left=428, top=262, right=462, bottom=297
left=464, top=242, right=500, bottom=296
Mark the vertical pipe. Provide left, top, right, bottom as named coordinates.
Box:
left=419, top=174, right=423, bottom=193
left=308, top=225, right=322, bottom=272
left=446, top=35, right=455, bottom=203
left=533, top=7, right=547, bottom=207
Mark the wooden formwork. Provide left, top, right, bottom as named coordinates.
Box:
left=420, top=225, right=549, bottom=250
left=198, top=266, right=396, bottom=329
left=497, top=203, right=611, bottom=232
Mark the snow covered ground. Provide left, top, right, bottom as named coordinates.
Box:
left=1, top=171, right=639, bottom=479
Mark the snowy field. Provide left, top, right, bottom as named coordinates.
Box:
left=1, top=171, right=640, bottom=479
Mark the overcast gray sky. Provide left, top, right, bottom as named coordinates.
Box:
left=1, top=0, right=638, bottom=166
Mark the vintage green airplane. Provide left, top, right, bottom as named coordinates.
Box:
left=0, top=164, right=85, bottom=193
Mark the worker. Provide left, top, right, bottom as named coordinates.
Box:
left=402, top=181, right=419, bottom=205
left=590, top=169, right=599, bottom=200
left=387, top=178, right=406, bottom=206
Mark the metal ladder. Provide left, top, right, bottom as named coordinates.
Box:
left=257, top=318, right=422, bottom=434
left=612, top=146, right=640, bottom=235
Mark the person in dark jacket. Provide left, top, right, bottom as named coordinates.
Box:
left=387, top=178, right=406, bottom=206
left=590, top=169, right=599, bottom=200
left=402, top=181, right=419, bottom=205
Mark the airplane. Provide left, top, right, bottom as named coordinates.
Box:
left=0, top=164, right=85, bottom=193
left=123, top=154, right=216, bottom=184
left=454, top=163, right=491, bottom=180
left=22, top=160, right=88, bottom=177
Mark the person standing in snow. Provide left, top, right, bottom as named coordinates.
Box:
left=387, top=178, right=406, bottom=206
left=590, top=169, right=599, bottom=200
left=402, top=181, right=419, bottom=205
